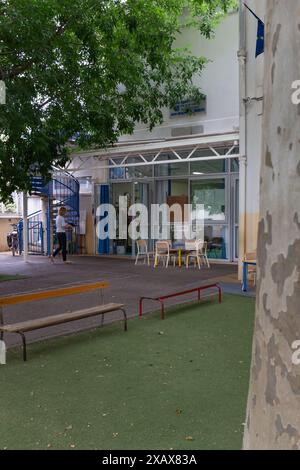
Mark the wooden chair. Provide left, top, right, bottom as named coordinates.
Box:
left=185, top=240, right=202, bottom=269
left=135, top=240, right=154, bottom=266
left=154, top=241, right=176, bottom=268
left=199, top=241, right=210, bottom=268
left=244, top=252, right=257, bottom=286
left=185, top=240, right=210, bottom=269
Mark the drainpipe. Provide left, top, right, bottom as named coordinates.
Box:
left=22, top=192, right=29, bottom=262
left=237, top=0, right=247, bottom=278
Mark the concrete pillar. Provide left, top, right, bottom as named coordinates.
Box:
left=41, top=197, right=48, bottom=256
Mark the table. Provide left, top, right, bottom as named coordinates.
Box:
left=154, top=246, right=187, bottom=268
left=170, top=248, right=184, bottom=267
left=242, top=259, right=257, bottom=292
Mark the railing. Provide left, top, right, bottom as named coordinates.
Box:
left=50, top=168, right=80, bottom=256
left=19, top=169, right=80, bottom=256
left=28, top=212, right=44, bottom=254
left=18, top=210, right=44, bottom=255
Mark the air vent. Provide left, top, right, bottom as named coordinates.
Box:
left=171, top=125, right=204, bottom=137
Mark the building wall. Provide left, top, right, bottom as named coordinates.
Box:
left=69, top=13, right=240, bottom=256
left=67, top=158, right=108, bottom=254
left=238, top=0, right=265, bottom=274
left=0, top=217, right=21, bottom=252
left=0, top=195, right=40, bottom=252
left=119, top=12, right=239, bottom=142
left=27, top=196, right=42, bottom=216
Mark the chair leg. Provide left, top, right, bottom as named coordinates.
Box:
left=197, top=255, right=201, bottom=270
left=166, top=255, right=169, bottom=268
left=135, top=254, right=139, bottom=265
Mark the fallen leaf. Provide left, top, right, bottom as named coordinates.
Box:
left=185, top=436, right=194, bottom=441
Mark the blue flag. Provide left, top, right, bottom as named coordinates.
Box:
left=244, top=3, right=265, bottom=57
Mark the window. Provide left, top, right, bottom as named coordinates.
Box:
left=191, top=179, right=226, bottom=222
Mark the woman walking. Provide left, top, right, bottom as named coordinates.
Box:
left=51, top=207, right=73, bottom=263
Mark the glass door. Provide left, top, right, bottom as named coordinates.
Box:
left=110, top=182, right=132, bottom=255
left=190, top=177, right=229, bottom=260
left=132, top=182, right=151, bottom=257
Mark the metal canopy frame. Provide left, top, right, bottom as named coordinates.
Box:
left=107, top=144, right=239, bottom=169
left=68, top=133, right=240, bottom=172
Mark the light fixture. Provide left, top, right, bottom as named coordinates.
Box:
left=193, top=172, right=204, bottom=176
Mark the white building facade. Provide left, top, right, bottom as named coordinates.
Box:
left=69, top=3, right=264, bottom=270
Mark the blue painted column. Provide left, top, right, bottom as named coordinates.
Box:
left=98, top=185, right=110, bottom=254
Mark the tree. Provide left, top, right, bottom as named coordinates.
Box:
left=0, top=0, right=235, bottom=202
left=243, top=0, right=300, bottom=450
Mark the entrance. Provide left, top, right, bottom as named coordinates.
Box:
left=110, top=181, right=152, bottom=257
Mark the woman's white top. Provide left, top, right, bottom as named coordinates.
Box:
left=56, top=215, right=66, bottom=233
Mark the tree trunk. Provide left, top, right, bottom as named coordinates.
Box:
left=243, top=0, right=300, bottom=449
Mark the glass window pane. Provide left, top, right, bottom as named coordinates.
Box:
left=205, top=225, right=229, bottom=260
left=191, top=159, right=226, bottom=175
left=109, top=167, right=125, bottom=180
left=231, top=158, right=239, bottom=172
left=191, top=179, right=226, bottom=222
left=154, top=153, right=189, bottom=176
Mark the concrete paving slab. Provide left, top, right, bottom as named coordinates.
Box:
left=0, top=253, right=246, bottom=349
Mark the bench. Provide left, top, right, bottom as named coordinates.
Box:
left=0, top=281, right=127, bottom=361
left=139, top=283, right=222, bottom=319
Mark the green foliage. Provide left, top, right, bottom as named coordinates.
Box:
left=0, top=0, right=234, bottom=202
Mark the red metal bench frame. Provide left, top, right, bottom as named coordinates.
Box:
left=139, top=283, right=222, bottom=320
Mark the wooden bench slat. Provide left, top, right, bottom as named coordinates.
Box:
left=0, top=303, right=124, bottom=332
left=0, top=282, right=109, bottom=306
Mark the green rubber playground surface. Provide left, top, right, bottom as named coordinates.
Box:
left=0, top=294, right=255, bottom=450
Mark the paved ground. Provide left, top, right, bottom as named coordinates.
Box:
left=0, top=252, right=254, bottom=349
